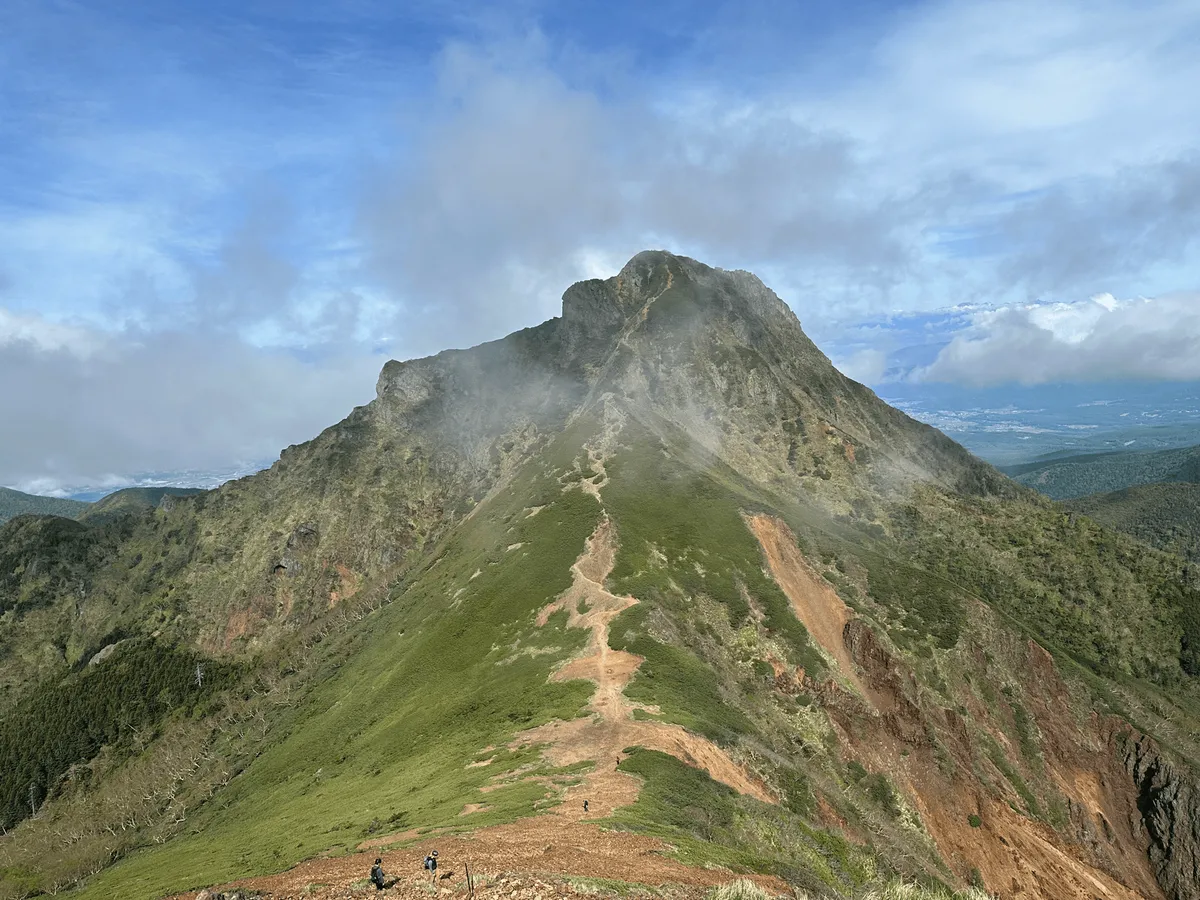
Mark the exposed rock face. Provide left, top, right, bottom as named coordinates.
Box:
left=1122, top=730, right=1200, bottom=899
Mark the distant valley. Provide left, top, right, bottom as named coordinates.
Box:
left=882, top=380, right=1200, bottom=466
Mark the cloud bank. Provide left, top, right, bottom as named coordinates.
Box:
left=3, top=0, right=1200, bottom=487
left=915, top=293, right=1200, bottom=385
left=0, top=318, right=382, bottom=493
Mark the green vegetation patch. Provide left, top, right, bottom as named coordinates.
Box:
left=603, top=423, right=828, bottom=669
left=0, top=488, right=88, bottom=526
left=72, top=456, right=602, bottom=899
left=597, top=424, right=832, bottom=745
left=856, top=551, right=967, bottom=650
left=610, top=606, right=753, bottom=743
left=610, top=749, right=874, bottom=895
left=892, top=490, right=1196, bottom=686
left=1067, top=482, right=1200, bottom=563
left=0, top=638, right=237, bottom=829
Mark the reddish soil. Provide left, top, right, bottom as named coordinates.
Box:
left=184, top=866, right=762, bottom=900
left=746, top=513, right=1163, bottom=900
left=525, top=518, right=775, bottom=807
left=744, top=514, right=866, bottom=698
left=329, top=564, right=361, bottom=608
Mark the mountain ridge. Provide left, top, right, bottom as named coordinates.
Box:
left=0, top=486, right=88, bottom=524
left=3, top=251, right=1200, bottom=900
left=1002, top=443, right=1200, bottom=499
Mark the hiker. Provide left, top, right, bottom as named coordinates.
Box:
left=583, top=799, right=589, bottom=813
left=423, top=850, right=439, bottom=884
left=370, top=858, right=387, bottom=891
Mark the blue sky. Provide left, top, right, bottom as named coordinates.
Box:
left=3, top=0, right=1200, bottom=491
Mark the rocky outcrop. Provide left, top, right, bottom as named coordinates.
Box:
left=1121, top=729, right=1200, bottom=900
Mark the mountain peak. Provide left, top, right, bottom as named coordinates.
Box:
left=559, top=250, right=796, bottom=363
left=372, top=251, right=1006, bottom=506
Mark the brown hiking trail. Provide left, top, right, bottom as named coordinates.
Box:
left=744, top=514, right=867, bottom=698
left=170, top=484, right=785, bottom=900
left=522, top=517, right=775, bottom=811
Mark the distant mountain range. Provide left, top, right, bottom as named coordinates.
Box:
left=0, top=485, right=205, bottom=526
left=0, top=487, right=89, bottom=524
left=1000, top=443, right=1200, bottom=500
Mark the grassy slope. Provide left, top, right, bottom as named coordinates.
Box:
left=1066, top=482, right=1200, bottom=562
left=598, top=420, right=955, bottom=895
left=1002, top=444, right=1200, bottom=499
left=70, top=412, right=933, bottom=900
left=74, top=450, right=601, bottom=899
left=75, top=487, right=206, bottom=526
left=59, top=418, right=1200, bottom=899
left=0, top=488, right=88, bottom=524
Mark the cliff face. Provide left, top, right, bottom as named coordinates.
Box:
left=1122, top=730, right=1200, bottom=898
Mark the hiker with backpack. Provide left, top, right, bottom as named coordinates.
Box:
left=370, top=858, right=387, bottom=891
left=423, top=850, right=439, bottom=884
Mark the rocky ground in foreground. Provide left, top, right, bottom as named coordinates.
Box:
left=191, top=871, right=723, bottom=900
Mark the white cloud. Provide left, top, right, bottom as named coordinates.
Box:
left=5, top=0, right=1200, bottom=489
left=915, top=293, right=1200, bottom=385
left=0, top=308, right=102, bottom=356
left=833, top=348, right=889, bottom=384
left=0, top=309, right=383, bottom=491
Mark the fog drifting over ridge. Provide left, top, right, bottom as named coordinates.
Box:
left=2, top=0, right=1200, bottom=489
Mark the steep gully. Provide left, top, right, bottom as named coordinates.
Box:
left=747, top=514, right=1164, bottom=900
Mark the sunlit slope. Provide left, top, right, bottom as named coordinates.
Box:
left=7, top=251, right=1200, bottom=900
left=75, top=442, right=602, bottom=898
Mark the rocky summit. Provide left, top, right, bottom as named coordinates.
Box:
left=3, top=251, right=1200, bottom=900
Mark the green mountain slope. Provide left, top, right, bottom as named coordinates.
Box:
left=0, top=487, right=88, bottom=524
left=1066, top=482, right=1200, bottom=562
left=3, top=252, right=1200, bottom=900
left=74, top=486, right=206, bottom=526
left=1002, top=443, right=1200, bottom=499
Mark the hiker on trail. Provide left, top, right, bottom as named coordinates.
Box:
left=423, top=850, right=439, bottom=884
left=370, top=857, right=387, bottom=891
left=583, top=799, right=589, bottom=813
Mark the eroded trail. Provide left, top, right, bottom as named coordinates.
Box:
left=171, top=508, right=785, bottom=900
left=521, top=517, right=774, bottom=814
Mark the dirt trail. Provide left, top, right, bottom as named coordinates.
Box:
left=175, top=827, right=785, bottom=900
left=525, top=518, right=774, bottom=811
left=745, top=514, right=866, bottom=698
left=170, top=469, right=785, bottom=900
